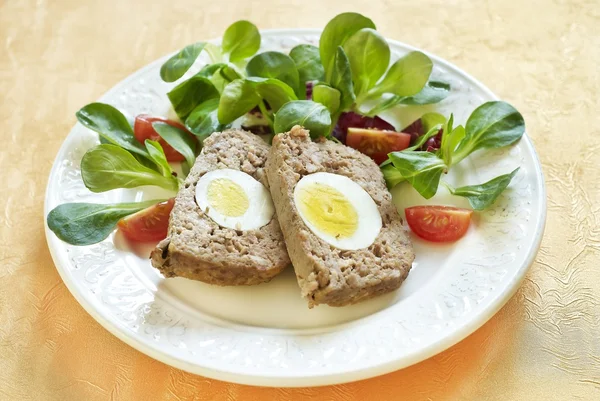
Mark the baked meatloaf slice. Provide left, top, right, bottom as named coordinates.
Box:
left=266, top=126, right=414, bottom=307
left=151, top=129, right=290, bottom=285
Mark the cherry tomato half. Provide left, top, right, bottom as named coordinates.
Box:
left=346, top=128, right=411, bottom=164
left=134, top=115, right=191, bottom=162
left=117, top=198, right=175, bottom=242
left=405, top=206, right=473, bottom=243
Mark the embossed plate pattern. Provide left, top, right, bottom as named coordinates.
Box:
left=44, top=30, right=546, bottom=387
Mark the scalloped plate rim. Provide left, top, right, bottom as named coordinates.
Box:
left=44, top=28, right=547, bottom=387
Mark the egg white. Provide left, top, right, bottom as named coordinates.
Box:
left=195, top=168, right=274, bottom=231
left=294, top=172, right=382, bottom=250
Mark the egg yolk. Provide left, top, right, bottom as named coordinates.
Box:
left=296, top=183, right=358, bottom=238
left=207, top=178, right=249, bottom=217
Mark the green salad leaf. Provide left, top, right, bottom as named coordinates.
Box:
left=167, top=76, right=220, bottom=120
left=421, top=112, right=447, bottom=132
left=47, top=200, right=166, bottom=246
left=193, top=63, right=228, bottom=93
left=76, top=103, right=148, bottom=159
left=439, top=117, right=465, bottom=167
left=210, top=67, right=231, bottom=93
left=80, top=144, right=178, bottom=192
left=398, top=80, right=450, bottom=105
left=221, top=20, right=261, bottom=62
left=388, top=151, right=447, bottom=199
left=452, top=101, right=525, bottom=164
left=320, top=12, right=376, bottom=82
left=219, top=64, right=243, bottom=82
left=342, top=28, right=390, bottom=97
left=249, top=77, right=298, bottom=112
left=160, top=42, right=206, bottom=82
left=365, top=51, right=433, bottom=100
left=312, top=84, right=341, bottom=114
left=365, top=81, right=450, bottom=116
left=246, top=51, right=302, bottom=98
left=330, top=47, right=355, bottom=111
left=447, top=125, right=466, bottom=156
left=438, top=114, right=455, bottom=165
left=274, top=100, right=331, bottom=138
left=403, top=123, right=443, bottom=152
left=381, top=164, right=405, bottom=189
left=207, top=63, right=244, bottom=94
left=152, top=122, right=197, bottom=169
left=185, top=98, right=227, bottom=139
left=145, top=140, right=173, bottom=178
left=196, top=62, right=225, bottom=78
left=218, top=79, right=261, bottom=124
left=444, top=168, right=520, bottom=210
left=289, top=44, right=325, bottom=83
left=217, top=77, right=298, bottom=125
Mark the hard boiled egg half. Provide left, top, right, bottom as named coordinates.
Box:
left=294, top=172, right=382, bottom=250
left=195, top=169, right=274, bottom=231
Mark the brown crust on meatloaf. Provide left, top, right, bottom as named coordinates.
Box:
left=266, top=126, right=414, bottom=307
left=150, top=129, right=290, bottom=286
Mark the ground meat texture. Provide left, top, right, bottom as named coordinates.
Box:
left=266, top=126, right=414, bottom=307
left=150, top=129, right=290, bottom=286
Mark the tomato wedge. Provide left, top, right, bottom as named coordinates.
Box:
left=405, top=206, right=473, bottom=243
left=346, top=128, right=411, bottom=164
left=117, top=198, right=175, bottom=242
left=134, top=115, right=191, bottom=162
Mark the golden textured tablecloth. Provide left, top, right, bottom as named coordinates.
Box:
left=1, top=0, right=599, bottom=399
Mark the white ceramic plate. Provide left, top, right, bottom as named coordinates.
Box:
left=44, top=30, right=546, bottom=387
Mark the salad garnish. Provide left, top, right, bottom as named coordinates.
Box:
left=47, top=12, right=526, bottom=246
